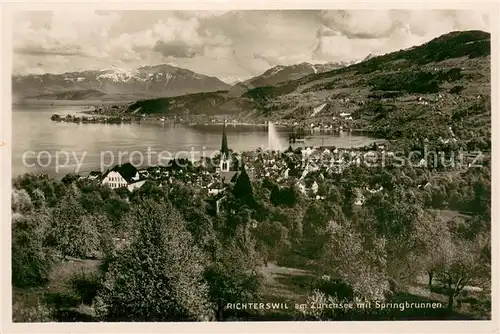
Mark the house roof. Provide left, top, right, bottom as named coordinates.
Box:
left=105, top=163, right=139, bottom=183
left=221, top=170, right=238, bottom=184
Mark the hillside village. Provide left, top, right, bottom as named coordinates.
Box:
left=79, top=114, right=485, bottom=219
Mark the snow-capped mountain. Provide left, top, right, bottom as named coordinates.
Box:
left=230, top=61, right=351, bottom=95
left=12, top=64, right=230, bottom=100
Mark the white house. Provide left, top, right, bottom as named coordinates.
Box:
left=102, top=163, right=144, bottom=191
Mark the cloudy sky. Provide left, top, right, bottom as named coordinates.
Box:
left=13, top=10, right=490, bottom=83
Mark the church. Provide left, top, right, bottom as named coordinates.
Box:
left=206, top=120, right=255, bottom=215
left=217, top=120, right=254, bottom=185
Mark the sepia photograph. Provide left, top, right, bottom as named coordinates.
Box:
left=3, top=4, right=496, bottom=328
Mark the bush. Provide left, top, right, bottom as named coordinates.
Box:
left=12, top=300, right=54, bottom=322
left=449, top=85, right=465, bottom=94
left=271, top=186, right=298, bottom=207
left=71, top=270, right=102, bottom=305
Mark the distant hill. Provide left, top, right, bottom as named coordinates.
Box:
left=12, top=64, right=231, bottom=100
left=27, top=89, right=106, bottom=100
left=228, top=61, right=351, bottom=97
left=125, top=30, right=490, bottom=148
left=125, top=90, right=254, bottom=117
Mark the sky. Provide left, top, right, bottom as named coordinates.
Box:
left=13, top=10, right=490, bottom=83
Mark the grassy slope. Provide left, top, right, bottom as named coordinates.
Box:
left=125, top=90, right=243, bottom=116
left=13, top=258, right=100, bottom=322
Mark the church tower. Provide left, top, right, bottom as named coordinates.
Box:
left=220, top=120, right=230, bottom=172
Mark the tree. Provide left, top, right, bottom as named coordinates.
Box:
left=270, top=185, right=298, bottom=207
left=320, top=221, right=390, bottom=302
left=413, top=213, right=454, bottom=291
left=131, top=180, right=167, bottom=202
left=61, top=173, right=80, bottom=185
left=12, top=210, right=55, bottom=288
left=253, top=221, right=291, bottom=266
left=301, top=202, right=333, bottom=259
left=167, top=182, right=216, bottom=249
left=49, top=189, right=103, bottom=259
left=93, top=200, right=213, bottom=321
left=103, top=197, right=131, bottom=232
left=364, top=188, right=430, bottom=288
left=31, top=188, right=46, bottom=210
left=11, top=188, right=33, bottom=214
left=204, top=226, right=262, bottom=321
left=220, top=121, right=229, bottom=157
left=436, top=232, right=490, bottom=311
left=232, top=168, right=255, bottom=207
left=13, top=174, right=65, bottom=207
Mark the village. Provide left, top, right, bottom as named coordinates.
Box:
left=78, top=118, right=479, bottom=217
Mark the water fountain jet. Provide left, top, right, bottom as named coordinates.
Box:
left=267, top=121, right=283, bottom=151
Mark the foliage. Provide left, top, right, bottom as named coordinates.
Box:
left=413, top=213, right=455, bottom=290
left=252, top=220, right=291, bottom=265
left=270, top=185, right=299, bottom=207
left=205, top=226, right=262, bottom=320
left=71, top=270, right=102, bottom=305
left=320, top=222, right=390, bottom=301
left=49, top=189, right=108, bottom=259
left=126, top=91, right=229, bottom=115
left=61, top=173, right=81, bottom=185
left=301, top=202, right=334, bottom=259
left=232, top=168, right=255, bottom=207
left=168, top=181, right=216, bottom=250
left=128, top=97, right=170, bottom=114
left=13, top=174, right=66, bottom=207
left=436, top=231, right=490, bottom=310
left=12, top=211, right=55, bottom=288
left=449, top=85, right=464, bottom=94
left=12, top=299, right=54, bottom=322
left=93, top=199, right=213, bottom=321
left=242, top=82, right=298, bottom=103
left=11, top=188, right=33, bottom=214
left=368, top=68, right=463, bottom=94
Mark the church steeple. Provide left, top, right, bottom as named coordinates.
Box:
left=220, top=119, right=229, bottom=157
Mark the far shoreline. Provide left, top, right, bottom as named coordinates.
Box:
left=13, top=98, right=132, bottom=107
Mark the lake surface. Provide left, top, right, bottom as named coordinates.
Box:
left=12, top=104, right=377, bottom=178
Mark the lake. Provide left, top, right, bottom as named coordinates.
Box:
left=12, top=104, right=377, bottom=178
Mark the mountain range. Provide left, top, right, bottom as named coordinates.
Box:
left=12, top=64, right=231, bottom=101
left=13, top=61, right=353, bottom=102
